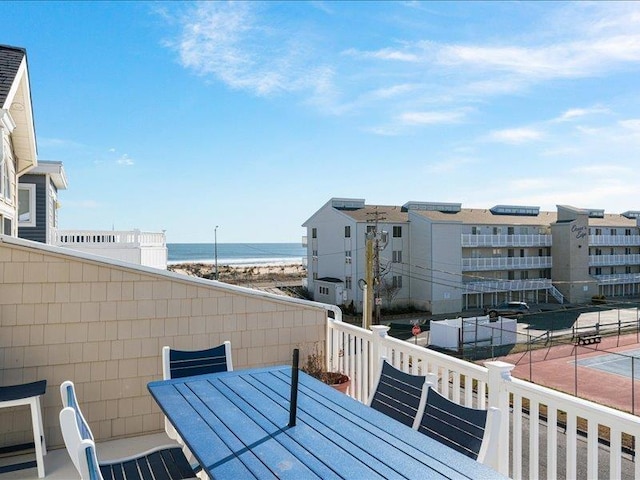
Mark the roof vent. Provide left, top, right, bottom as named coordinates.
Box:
left=331, top=198, right=365, bottom=210
left=622, top=211, right=640, bottom=219
left=402, top=201, right=461, bottom=213
left=490, top=205, right=540, bottom=216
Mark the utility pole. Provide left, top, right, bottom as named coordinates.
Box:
left=366, top=207, right=386, bottom=326
left=364, top=231, right=375, bottom=329
left=214, top=226, right=219, bottom=280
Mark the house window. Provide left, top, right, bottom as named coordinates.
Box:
left=595, top=248, right=602, bottom=256
left=392, top=250, right=402, bottom=263
left=611, top=229, right=617, bottom=236
left=345, top=251, right=351, bottom=264
left=626, top=247, right=632, bottom=255
left=393, top=226, right=402, bottom=238
left=626, top=266, right=632, bottom=274
left=626, top=229, right=632, bottom=236
left=595, top=228, right=602, bottom=236
left=345, top=276, right=352, bottom=289
left=311, top=228, right=317, bottom=239
left=312, top=250, right=318, bottom=258
left=493, top=227, right=501, bottom=235
left=2, top=217, right=11, bottom=235
left=471, top=226, right=480, bottom=235
left=392, top=275, right=403, bottom=288
left=492, top=249, right=502, bottom=257
left=18, top=184, right=36, bottom=227
left=520, top=271, right=529, bottom=280
left=345, top=226, right=351, bottom=238
left=366, top=225, right=376, bottom=234
left=595, top=267, right=602, bottom=275
left=318, top=286, right=329, bottom=295
left=508, top=271, right=515, bottom=280
left=508, top=227, right=514, bottom=235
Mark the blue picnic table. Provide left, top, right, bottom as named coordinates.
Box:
left=148, top=365, right=506, bottom=479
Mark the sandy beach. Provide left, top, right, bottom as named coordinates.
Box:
left=168, top=262, right=306, bottom=285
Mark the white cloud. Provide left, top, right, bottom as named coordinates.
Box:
left=426, top=157, right=476, bottom=174
left=555, top=106, right=610, bottom=122
left=342, top=47, right=419, bottom=62
left=486, top=128, right=543, bottom=144
left=399, top=110, right=466, bottom=125
left=173, top=2, right=334, bottom=98
left=117, top=154, right=134, bottom=166
left=572, top=165, right=633, bottom=176
left=619, top=119, right=640, bottom=131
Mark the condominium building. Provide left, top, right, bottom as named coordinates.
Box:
left=302, top=198, right=640, bottom=315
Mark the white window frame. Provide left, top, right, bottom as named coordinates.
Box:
left=18, top=183, right=36, bottom=227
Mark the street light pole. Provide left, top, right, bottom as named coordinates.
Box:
left=214, top=226, right=219, bottom=280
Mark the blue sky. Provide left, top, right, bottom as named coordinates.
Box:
left=2, top=1, right=640, bottom=243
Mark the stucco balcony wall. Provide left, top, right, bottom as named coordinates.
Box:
left=0, top=235, right=329, bottom=450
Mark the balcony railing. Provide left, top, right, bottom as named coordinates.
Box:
left=54, top=229, right=167, bottom=269
left=462, top=234, right=551, bottom=247
left=462, top=278, right=553, bottom=294
left=590, top=254, right=640, bottom=266
left=463, top=256, right=552, bottom=271
left=589, top=234, right=640, bottom=246
left=327, top=318, right=640, bottom=479
left=302, top=235, right=308, bottom=247
left=594, top=273, right=640, bottom=285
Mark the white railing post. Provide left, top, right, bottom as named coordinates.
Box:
left=485, top=360, right=515, bottom=476
left=370, top=325, right=390, bottom=390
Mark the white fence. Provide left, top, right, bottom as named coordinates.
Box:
left=54, top=229, right=167, bottom=269
left=326, top=318, right=640, bottom=479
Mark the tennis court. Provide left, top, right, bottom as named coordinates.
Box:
left=577, top=348, right=640, bottom=379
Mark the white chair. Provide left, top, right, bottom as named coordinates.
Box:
left=0, top=380, right=47, bottom=478
left=367, top=359, right=429, bottom=428
left=162, top=341, right=233, bottom=440
left=413, top=385, right=501, bottom=468
left=59, top=380, right=197, bottom=480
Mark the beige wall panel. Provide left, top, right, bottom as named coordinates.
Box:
left=0, top=239, right=330, bottom=449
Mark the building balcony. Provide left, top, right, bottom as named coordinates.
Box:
left=590, top=253, right=640, bottom=267
left=594, top=272, right=640, bottom=285
left=461, top=234, right=551, bottom=247
left=0, top=235, right=637, bottom=480
left=54, top=228, right=167, bottom=269
left=463, top=278, right=553, bottom=294
left=589, top=234, right=640, bottom=246
left=462, top=256, right=552, bottom=271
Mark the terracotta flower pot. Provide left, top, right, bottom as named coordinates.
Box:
left=326, top=373, right=350, bottom=394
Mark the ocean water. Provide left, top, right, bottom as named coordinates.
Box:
left=167, top=243, right=306, bottom=266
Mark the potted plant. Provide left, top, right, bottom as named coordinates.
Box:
left=301, top=343, right=350, bottom=393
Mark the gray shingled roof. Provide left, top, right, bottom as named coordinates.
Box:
left=338, top=205, right=409, bottom=223
left=0, top=45, right=26, bottom=109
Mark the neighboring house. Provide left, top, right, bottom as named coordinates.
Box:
left=18, top=160, right=67, bottom=243
left=303, top=198, right=640, bottom=315
left=1, top=44, right=38, bottom=236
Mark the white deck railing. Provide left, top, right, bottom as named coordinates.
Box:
left=326, top=318, right=640, bottom=478
left=463, top=255, right=552, bottom=271
left=54, top=229, right=167, bottom=269
left=462, top=234, right=552, bottom=247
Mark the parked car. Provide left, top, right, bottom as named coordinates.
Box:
left=484, top=301, right=530, bottom=319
